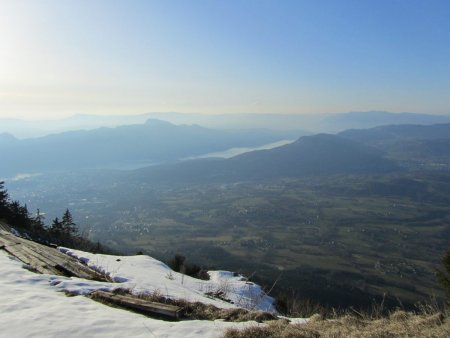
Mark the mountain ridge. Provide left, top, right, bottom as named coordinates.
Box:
left=132, top=133, right=398, bottom=184
left=0, top=119, right=300, bottom=176
left=2, top=111, right=450, bottom=138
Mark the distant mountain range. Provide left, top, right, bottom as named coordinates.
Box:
left=339, top=123, right=450, bottom=144
left=145, top=111, right=450, bottom=132
left=340, top=123, right=450, bottom=166
left=131, top=133, right=399, bottom=184
left=1, top=111, right=449, bottom=138
left=0, top=114, right=155, bottom=139
left=130, top=122, right=450, bottom=184
left=2, top=117, right=449, bottom=180
left=320, top=111, right=450, bottom=132
left=0, top=119, right=301, bottom=177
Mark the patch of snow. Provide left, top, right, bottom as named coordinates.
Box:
left=0, top=250, right=266, bottom=338
left=207, top=271, right=275, bottom=311
left=58, top=247, right=276, bottom=312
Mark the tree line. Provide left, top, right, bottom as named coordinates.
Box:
left=0, top=181, right=107, bottom=252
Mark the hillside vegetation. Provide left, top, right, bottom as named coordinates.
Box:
left=0, top=181, right=107, bottom=252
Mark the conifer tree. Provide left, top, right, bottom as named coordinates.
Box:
left=33, top=209, right=45, bottom=232
left=0, top=181, right=10, bottom=220
left=50, top=217, right=63, bottom=236
left=62, top=209, right=78, bottom=237
left=0, top=181, right=8, bottom=207
left=8, top=201, right=31, bottom=228
left=0, top=181, right=108, bottom=253
left=0, top=181, right=8, bottom=221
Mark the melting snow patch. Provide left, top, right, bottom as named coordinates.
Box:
left=56, top=247, right=276, bottom=312
left=0, top=250, right=267, bottom=338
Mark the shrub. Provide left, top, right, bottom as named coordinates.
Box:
left=168, top=254, right=210, bottom=280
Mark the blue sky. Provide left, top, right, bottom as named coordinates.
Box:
left=0, top=0, right=449, bottom=119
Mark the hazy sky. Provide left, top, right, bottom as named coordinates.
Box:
left=1, top=0, right=449, bottom=119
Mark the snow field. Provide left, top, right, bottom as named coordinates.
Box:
left=0, top=242, right=302, bottom=338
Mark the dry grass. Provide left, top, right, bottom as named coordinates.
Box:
left=110, top=288, right=277, bottom=322
left=223, top=310, right=450, bottom=338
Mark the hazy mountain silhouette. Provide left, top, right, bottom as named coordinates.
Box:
left=2, top=111, right=449, bottom=138
left=0, top=119, right=300, bottom=177
left=339, top=123, right=450, bottom=166
left=132, top=133, right=398, bottom=184
left=339, top=123, right=450, bottom=143
left=320, top=111, right=450, bottom=132
left=0, top=114, right=156, bottom=138
left=147, top=111, right=450, bottom=132
left=0, top=133, right=17, bottom=145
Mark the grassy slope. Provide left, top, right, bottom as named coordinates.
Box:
left=224, top=311, right=450, bottom=338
